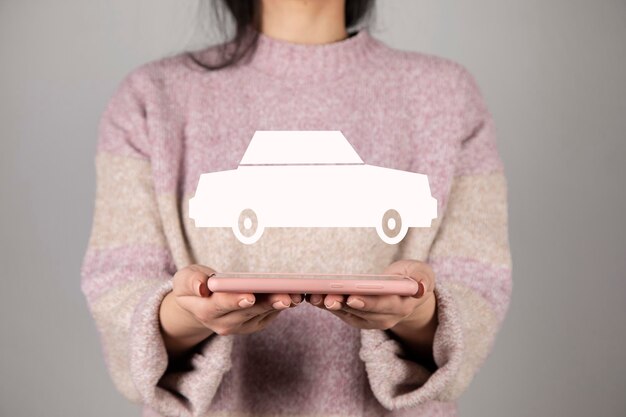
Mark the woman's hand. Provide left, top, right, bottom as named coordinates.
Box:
left=306, top=259, right=438, bottom=365
left=159, top=264, right=302, bottom=359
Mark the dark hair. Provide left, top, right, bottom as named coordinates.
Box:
left=187, top=0, right=375, bottom=71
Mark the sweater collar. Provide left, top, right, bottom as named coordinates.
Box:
left=244, top=28, right=378, bottom=82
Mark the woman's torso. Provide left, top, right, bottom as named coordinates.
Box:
left=142, top=31, right=463, bottom=416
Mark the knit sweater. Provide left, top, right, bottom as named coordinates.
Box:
left=80, top=28, right=512, bottom=417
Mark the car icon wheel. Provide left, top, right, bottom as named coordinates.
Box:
left=376, top=208, right=408, bottom=245
left=233, top=208, right=264, bottom=244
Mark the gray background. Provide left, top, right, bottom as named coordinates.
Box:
left=1, top=0, right=625, bottom=416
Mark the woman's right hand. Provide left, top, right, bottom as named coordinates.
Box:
left=159, top=264, right=302, bottom=359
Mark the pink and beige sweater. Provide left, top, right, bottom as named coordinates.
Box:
left=80, top=29, right=512, bottom=417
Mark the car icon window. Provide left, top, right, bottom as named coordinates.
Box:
left=239, top=130, right=364, bottom=165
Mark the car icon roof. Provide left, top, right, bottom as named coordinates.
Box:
left=239, top=131, right=364, bottom=165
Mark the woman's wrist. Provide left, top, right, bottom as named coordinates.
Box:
left=159, top=291, right=214, bottom=359
left=387, top=294, right=438, bottom=369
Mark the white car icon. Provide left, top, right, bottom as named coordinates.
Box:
left=189, top=130, right=437, bottom=244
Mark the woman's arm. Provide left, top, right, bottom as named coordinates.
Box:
left=387, top=293, right=438, bottom=371
left=159, top=291, right=215, bottom=360
left=80, top=65, right=235, bottom=416
left=355, top=65, right=513, bottom=410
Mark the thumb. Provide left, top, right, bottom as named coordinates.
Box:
left=383, top=259, right=434, bottom=297
left=173, top=264, right=216, bottom=297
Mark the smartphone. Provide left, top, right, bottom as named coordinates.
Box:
left=206, top=272, right=419, bottom=296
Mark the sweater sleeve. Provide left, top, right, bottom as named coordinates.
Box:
left=80, top=68, right=234, bottom=417
left=359, top=66, right=513, bottom=409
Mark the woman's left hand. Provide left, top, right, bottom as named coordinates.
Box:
left=306, top=259, right=436, bottom=331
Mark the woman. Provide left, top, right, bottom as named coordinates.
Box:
left=80, top=0, right=512, bottom=416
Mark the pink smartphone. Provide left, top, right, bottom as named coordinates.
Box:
left=207, top=272, right=419, bottom=296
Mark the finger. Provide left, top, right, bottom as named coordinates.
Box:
left=289, top=293, right=303, bottom=305
left=222, top=297, right=291, bottom=333
left=382, top=259, right=435, bottom=298
left=413, top=280, right=427, bottom=299
left=237, top=309, right=282, bottom=334
left=383, top=259, right=434, bottom=285
left=324, top=308, right=379, bottom=329
left=218, top=303, right=275, bottom=330
left=411, top=278, right=437, bottom=300
left=306, top=298, right=396, bottom=329
left=175, top=294, right=214, bottom=322
left=218, top=293, right=282, bottom=318
left=242, top=307, right=279, bottom=327
left=323, top=294, right=345, bottom=311
left=172, top=265, right=216, bottom=297
left=188, top=264, right=220, bottom=297
left=407, top=262, right=435, bottom=294
left=307, top=293, right=324, bottom=307
left=212, top=299, right=275, bottom=328
left=345, top=294, right=415, bottom=316
left=333, top=305, right=403, bottom=330
left=306, top=294, right=348, bottom=310
left=211, top=291, right=257, bottom=316
left=176, top=291, right=256, bottom=322
left=222, top=293, right=289, bottom=318
left=219, top=293, right=288, bottom=316
left=264, top=293, right=293, bottom=310
left=339, top=304, right=398, bottom=322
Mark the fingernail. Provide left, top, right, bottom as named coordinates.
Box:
left=417, top=281, right=425, bottom=298
left=290, top=294, right=302, bottom=305
left=273, top=300, right=290, bottom=309
left=347, top=298, right=365, bottom=309
left=325, top=300, right=338, bottom=309
left=310, top=294, right=322, bottom=305
left=238, top=298, right=254, bottom=308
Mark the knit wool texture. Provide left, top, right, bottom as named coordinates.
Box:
left=81, top=29, right=512, bottom=417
